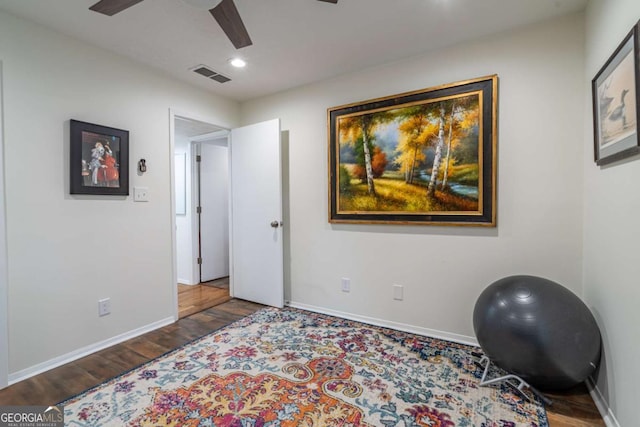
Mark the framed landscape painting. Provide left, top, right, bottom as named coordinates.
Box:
left=70, top=119, right=129, bottom=196
left=328, top=75, right=497, bottom=226
left=592, top=21, right=640, bottom=166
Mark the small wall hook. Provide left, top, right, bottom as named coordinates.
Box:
left=138, top=159, right=147, bottom=173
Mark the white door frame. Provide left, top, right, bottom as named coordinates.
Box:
left=168, top=109, right=231, bottom=320
left=0, top=61, right=9, bottom=389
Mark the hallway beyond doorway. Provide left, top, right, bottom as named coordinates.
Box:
left=178, top=277, right=230, bottom=318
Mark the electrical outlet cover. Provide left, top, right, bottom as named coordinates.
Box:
left=133, top=187, right=149, bottom=202
left=393, top=284, right=404, bottom=301
left=98, top=298, right=111, bottom=316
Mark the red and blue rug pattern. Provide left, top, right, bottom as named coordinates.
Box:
left=63, top=307, right=548, bottom=426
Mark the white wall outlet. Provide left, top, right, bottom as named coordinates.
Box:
left=393, top=284, right=404, bottom=301
left=98, top=298, right=111, bottom=317
left=133, top=186, right=149, bottom=202
left=341, top=277, right=351, bottom=293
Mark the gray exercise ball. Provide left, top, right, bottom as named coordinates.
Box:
left=473, top=275, right=601, bottom=390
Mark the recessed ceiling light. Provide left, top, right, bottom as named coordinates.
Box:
left=229, top=58, right=247, bottom=68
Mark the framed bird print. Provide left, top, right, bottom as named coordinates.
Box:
left=592, top=21, right=640, bottom=166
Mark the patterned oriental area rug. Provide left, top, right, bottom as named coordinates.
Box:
left=62, top=307, right=548, bottom=426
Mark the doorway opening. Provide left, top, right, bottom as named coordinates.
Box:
left=173, top=115, right=231, bottom=319
left=171, top=114, right=285, bottom=320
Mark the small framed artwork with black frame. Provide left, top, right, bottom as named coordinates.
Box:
left=70, top=119, right=129, bottom=196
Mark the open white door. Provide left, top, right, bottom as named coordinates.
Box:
left=230, top=119, right=283, bottom=308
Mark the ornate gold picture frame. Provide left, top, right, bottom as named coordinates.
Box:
left=328, top=75, right=497, bottom=226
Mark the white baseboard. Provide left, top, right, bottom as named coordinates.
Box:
left=286, top=301, right=478, bottom=347
left=586, top=377, right=621, bottom=427
left=177, top=278, right=196, bottom=285
left=8, top=316, right=175, bottom=385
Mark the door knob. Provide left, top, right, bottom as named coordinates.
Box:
left=270, top=221, right=280, bottom=228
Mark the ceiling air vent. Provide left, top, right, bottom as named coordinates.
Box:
left=191, top=65, right=231, bottom=84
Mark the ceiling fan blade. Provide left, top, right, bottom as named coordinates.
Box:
left=210, top=0, right=253, bottom=49
left=89, top=0, right=144, bottom=16
left=317, top=0, right=338, bottom=3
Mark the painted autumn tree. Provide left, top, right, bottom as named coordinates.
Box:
left=441, top=95, right=479, bottom=189
left=353, top=144, right=388, bottom=180
left=395, top=106, right=438, bottom=184
left=339, top=112, right=394, bottom=196
left=427, top=102, right=448, bottom=197
left=370, top=146, right=388, bottom=178
left=393, top=94, right=479, bottom=197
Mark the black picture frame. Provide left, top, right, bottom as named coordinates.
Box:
left=592, top=21, right=640, bottom=166
left=70, top=119, right=129, bottom=196
left=328, top=75, right=497, bottom=226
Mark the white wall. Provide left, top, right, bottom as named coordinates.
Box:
left=175, top=134, right=196, bottom=285
left=0, top=61, right=8, bottom=388
left=584, top=2, right=640, bottom=426
left=241, top=13, right=585, bottom=341
left=0, top=10, right=239, bottom=375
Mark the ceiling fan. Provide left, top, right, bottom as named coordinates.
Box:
left=89, top=0, right=338, bottom=49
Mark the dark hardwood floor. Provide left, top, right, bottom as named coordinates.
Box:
left=0, top=299, right=604, bottom=426
left=0, top=299, right=260, bottom=406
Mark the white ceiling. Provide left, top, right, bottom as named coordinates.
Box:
left=0, top=0, right=587, bottom=102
